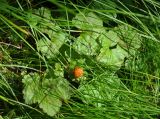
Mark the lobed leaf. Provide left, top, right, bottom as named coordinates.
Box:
left=22, top=63, right=71, bottom=116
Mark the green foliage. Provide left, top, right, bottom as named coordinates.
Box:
left=37, top=35, right=66, bottom=59
left=72, top=12, right=104, bottom=55
left=72, top=31, right=101, bottom=56
left=72, top=12, right=103, bottom=30
left=22, top=63, right=70, bottom=116
left=79, top=72, right=120, bottom=107
left=1, top=0, right=160, bottom=118
left=27, top=7, right=68, bottom=58
left=115, top=25, right=142, bottom=55
left=72, top=12, right=128, bottom=70
left=96, top=30, right=128, bottom=69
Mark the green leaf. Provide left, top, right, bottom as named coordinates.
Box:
left=72, top=11, right=107, bottom=56
left=97, top=45, right=127, bottom=68
left=22, top=73, right=40, bottom=104
left=27, top=7, right=65, bottom=39
left=27, top=7, right=52, bottom=27
left=37, top=38, right=56, bottom=59
left=22, top=64, right=71, bottom=116
left=38, top=77, right=66, bottom=116
left=27, top=7, right=68, bottom=59
left=96, top=30, right=128, bottom=69
left=37, top=32, right=66, bottom=58
left=73, top=31, right=102, bottom=55
left=79, top=73, right=120, bottom=107
left=72, top=12, right=103, bottom=31
left=39, top=95, right=62, bottom=116
left=115, top=25, right=142, bottom=55
left=56, top=78, right=71, bottom=101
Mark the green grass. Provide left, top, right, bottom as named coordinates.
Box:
left=0, top=0, right=160, bottom=118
